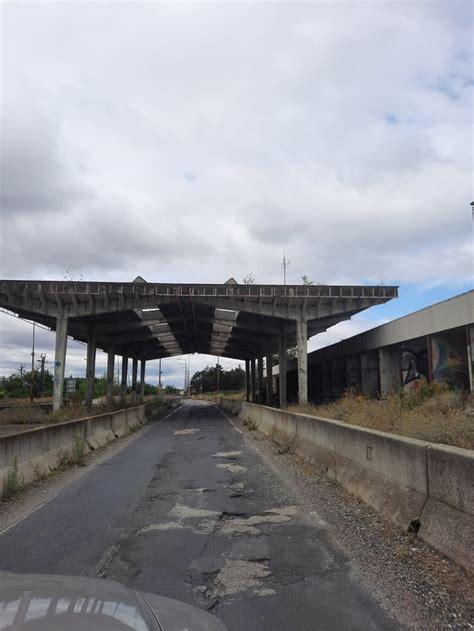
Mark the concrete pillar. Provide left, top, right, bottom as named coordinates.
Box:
left=106, top=350, right=115, bottom=407
left=257, top=356, right=264, bottom=403
left=361, top=351, right=379, bottom=398
left=245, top=360, right=250, bottom=402
left=278, top=332, right=287, bottom=408
left=266, top=343, right=273, bottom=405
left=53, top=317, right=68, bottom=411
left=296, top=317, right=308, bottom=405
left=468, top=324, right=474, bottom=394
left=250, top=359, right=257, bottom=403
left=121, top=356, right=129, bottom=406
left=378, top=346, right=401, bottom=397
left=131, top=358, right=138, bottom=402
left=140, top=360, right=146, bottom=403
left=85, top=332, right=97, bottom=411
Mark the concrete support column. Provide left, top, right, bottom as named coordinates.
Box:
left=278, top=332, right=287, bottom=408
left=131, top=358, right=138, bottom=402
left=266, top=342, right=273, bottom=405
left=85, top=332, right=97, bottom=411
left=53, top=317, right=68, bottom=411
left=140, top=360, right=146, bottom=403
left=121, top=356, right=129, bottom=406
left=106, top=350, right=115, bottom=407
left=467, top=324, right=474, bottom=394
left=296, top=317, right=308, bottom=405
left=378, top=346, right=401, bottom=398
left=245, top=360, right=250, bottom=402
left=250, top=359, right=257, bottom=403
left=257, top=356, right=264, bottom=403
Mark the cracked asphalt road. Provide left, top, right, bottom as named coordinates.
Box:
left=0, top=401, right=399, bottom=630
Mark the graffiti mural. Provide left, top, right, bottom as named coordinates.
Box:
left=401, top=347, right=428, bottom=386
left=431, top=332, right=468, bottom=390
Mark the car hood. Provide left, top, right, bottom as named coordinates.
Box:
left=0, top=572, right=226, bottom=631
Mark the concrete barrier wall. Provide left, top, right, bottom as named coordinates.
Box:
left=219, top=398, right=473, bottom=573
left=0, top=404, right=149, bottom=491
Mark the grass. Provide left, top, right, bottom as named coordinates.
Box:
left=2, top=456, right=24, bottom=500
left=0, top=394, right=168, bottom=429
left=289, top=386, right=473, bottom=450
left=243, top=418, right=258, bottom=431
left=191, top=390, right=245, bottom=402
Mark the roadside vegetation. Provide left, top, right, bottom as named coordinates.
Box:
left=289, top=384, right=473, bottom=450
left=0, top=393, right=170, bottom=431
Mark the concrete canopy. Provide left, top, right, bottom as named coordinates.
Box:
left=0, top=280, right=397, bottom=361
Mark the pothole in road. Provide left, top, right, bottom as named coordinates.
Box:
left=174, top=428, right=200, bottom=435
left=212, top=451, right=242, bottom=459
left=216, top=463, right=247, bottom=473
left=197, top=559, right=275, bottom=606
left=171, top=504, right=220, bottom=520
left=186, top=487, right=215, bottom=494
left=217, top=506, right=298, bottom=536
left=138, top=503, right=298, bottom=538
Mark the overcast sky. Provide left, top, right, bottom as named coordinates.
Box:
left=0, top=1, right=472, bottom=384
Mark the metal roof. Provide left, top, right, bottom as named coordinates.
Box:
left=0, top=280, right=398, bottom=361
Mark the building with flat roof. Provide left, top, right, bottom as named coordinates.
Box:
left=276, top=291, right=474, bottom=403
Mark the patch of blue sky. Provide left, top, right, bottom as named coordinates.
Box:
left=361, top=280, right=473, bottom=325
left=384, top=113, right=400, bottom=126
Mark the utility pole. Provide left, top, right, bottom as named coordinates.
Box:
left=30, top=323, right=36, bottom=402
left=216, top=356, right=220, bottom=393
left=158, top=358, right=162, bottom=392
left=37, top=353, right=46, bottom=397
left=282, top=252, right=290, bottom=288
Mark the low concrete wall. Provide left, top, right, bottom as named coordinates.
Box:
left=0, top=404, right=148, bottom=491
left=219, top=398, right=473, bottom=573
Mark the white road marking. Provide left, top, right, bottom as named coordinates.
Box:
left=0, top=493, right=58, bottom=537
left=214, top=405, right=243, bottom=433
left=158, top=405, right=183, bottom=423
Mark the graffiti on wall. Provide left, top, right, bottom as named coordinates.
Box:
left=431, top=335, right=467, bottom=389
left=401, top=348, right=428, bottom=385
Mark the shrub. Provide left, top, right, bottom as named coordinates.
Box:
left=289, top=390, right=473, bottom=450
left=2, top=456, right=24, bottom=500
left=71, top=433, right=87, bottom=466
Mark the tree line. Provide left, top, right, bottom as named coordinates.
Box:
left=190, top=365, right=245, bottom=393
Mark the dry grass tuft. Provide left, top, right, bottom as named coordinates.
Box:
left=289, top=387, right=473, bottom=450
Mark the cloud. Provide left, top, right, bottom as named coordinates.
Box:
left=0, top=1, right=471, bottom=377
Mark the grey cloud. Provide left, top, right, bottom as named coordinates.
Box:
left=0, top=103, right=89, bottom=215
left=0, top=2, right=471, bottom=375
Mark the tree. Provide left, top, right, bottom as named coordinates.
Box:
left=301, top=275, right=314, bottom=285
left=242, top=271, right=256, bottom=285
left=0, top=368, right=54, bottom=399
left=190, top=365, right=245, bottom=393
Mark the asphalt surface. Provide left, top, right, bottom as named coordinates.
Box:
left=0, top=401, right=399, bottom=630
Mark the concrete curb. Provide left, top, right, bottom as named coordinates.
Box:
left=220, top=398, right=473, bottom=574
left=0, top=404, right=151, bottom=492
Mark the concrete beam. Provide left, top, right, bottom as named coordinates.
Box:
left=266, top=342, right=273, bottom=405
left=256, top=357, right=263, bottom=404
left=250, top=359, right=257, bottom=403
left=278, top=332, right=287, bottom=408
left=245, top=360, right=250, bottom=402
left=132, top=358, right=138, bottom=403
left=85, top=331, right=97, bottom=411
left=106, top=350, right=115, bottom=406
left=296, top=317, right=308, bottom=405
left=53, top=317, right=68, bottom=411
left=121, top=356, right=129, bottom=406
left=140, top=360, right=146, bottom=403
